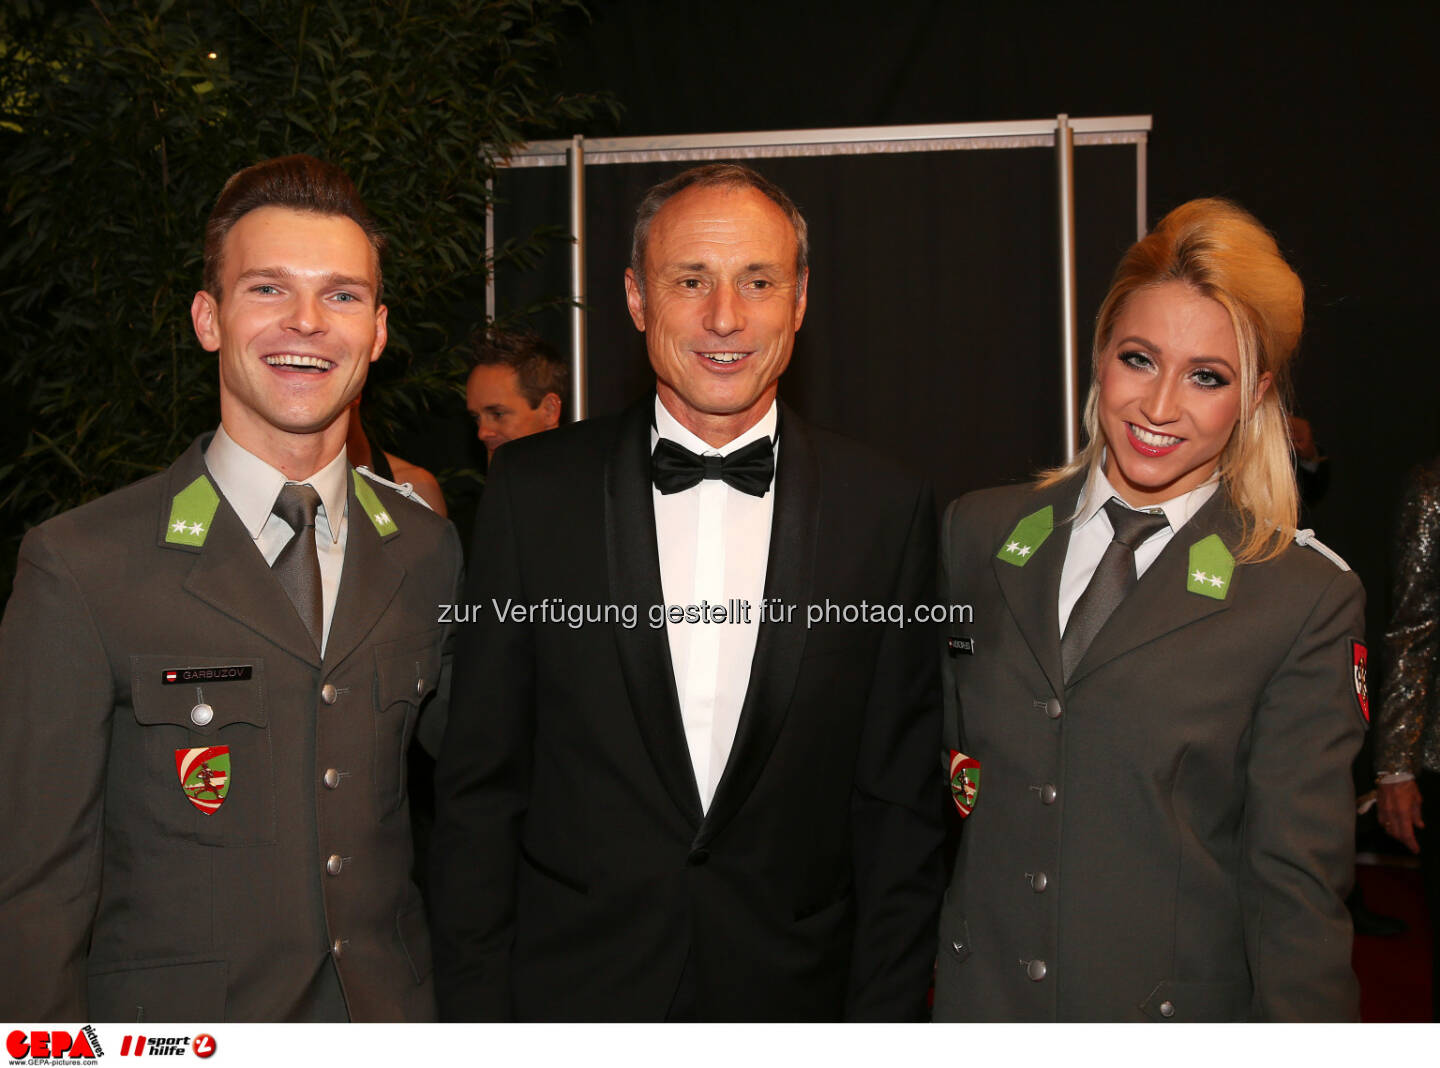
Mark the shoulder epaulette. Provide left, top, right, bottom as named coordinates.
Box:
left=351, top=469, right=399, bottom=537
left=165, top=476, right=220, bottom=547
left=1294, top=528, right=1351, bottom=571
left=995, top=506, right=1054, bottom=567
left=356, top=465, right=435, bottom=512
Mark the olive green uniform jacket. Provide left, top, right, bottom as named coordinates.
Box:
left=933, top=475, right=1365, bottom=1022
left=0, top=436, right=461, bottom=1021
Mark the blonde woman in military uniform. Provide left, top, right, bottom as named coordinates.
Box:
left=934, top=199, right=1367, bottom=1021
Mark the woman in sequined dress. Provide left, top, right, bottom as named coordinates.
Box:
left=1375, top=457, right=1440, bottom=1020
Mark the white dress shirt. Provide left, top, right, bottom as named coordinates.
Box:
left=1058, top=463, right=1219, bottom=633
left=652, top=397, right=778, bottom=812
left=204, top=425, right=350, bottom=655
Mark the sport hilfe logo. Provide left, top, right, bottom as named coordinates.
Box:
left=5, top=1028, right=102, bottom=1060
left=116, top=1034, right=215, bottom=1058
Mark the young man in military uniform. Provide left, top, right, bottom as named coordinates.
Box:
left=0, top=155, right=461, bottom=1022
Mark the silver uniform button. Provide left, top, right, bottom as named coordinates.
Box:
left=330, top=939, right=344, bottom=959
left=1040, top=784, right=1058, bottom=804
left=1026, top=959, right=1048, bottom=981
left=1159, top=1000, right=1176, bottom=1018
left=326, top=853, right=343, bottom=875
left=320, top=683, right=337, bottom=705
left=415, top=677, right=426, bottom=697
left=323, top=768, right=341, bottom=789
left=1045, top=697, right=1062, bottom=719
left=1030, top=871, right=1049, bottom=892
left=189, top=702, right=214, bottom=726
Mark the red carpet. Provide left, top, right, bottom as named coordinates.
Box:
left=1353, top=860, right=1431, bottom=1022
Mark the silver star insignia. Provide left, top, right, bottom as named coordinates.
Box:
left=171, top=519, right=189, bottom=534
left=187, top=521, right=204, bottom=536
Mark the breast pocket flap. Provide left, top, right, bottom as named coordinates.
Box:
left=130, top=655, right=267, bottom=733
left=374, top=635, right=442, bottom=710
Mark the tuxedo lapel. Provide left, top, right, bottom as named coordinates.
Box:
left=989, top=476, right=1080, bottom=699
left=323, top=473, right=405, bottom=671
left=699, top=403, right=817, bottom=847
left=605, top=400, right=703, bottom=827
left=165, top=442, right=321, bottom=668
left=1067, top=489, right=1236, bottom=686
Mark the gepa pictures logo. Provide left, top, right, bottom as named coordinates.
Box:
left=5, top=1027, right=102, bottom=1062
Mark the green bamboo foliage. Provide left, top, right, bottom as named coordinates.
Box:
left=0, top=0, right=607, bottom=596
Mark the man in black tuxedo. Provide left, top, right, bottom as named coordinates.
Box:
left=430, top=164, right=944, bottom=1021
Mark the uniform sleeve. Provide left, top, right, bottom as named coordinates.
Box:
left=429, top=455, right=533, bottom=1021
left=1374, top=466, right=1440, bottom=775
left=939, top=497, right=967, bottom=755
left=0, top=528, right=114, bottom=1019
left=845, top=482, right=947, bottom=1021
left=1241, top=566, right=1365, bottom=1021
left=414, top=526, right=464, bottom=760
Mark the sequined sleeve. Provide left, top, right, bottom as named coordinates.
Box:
left=1374, top=460, right=1440, bottom=775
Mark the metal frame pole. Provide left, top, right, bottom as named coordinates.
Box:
left=505, top=116, right=1152, bottom=167
left=567, top=135, right=588, bottom=421
left=1135, top=135, right=1149, bottom=240
left=1056, top=114, right=1080, bottom=460
left=493, top=117, right=1152, bottom=438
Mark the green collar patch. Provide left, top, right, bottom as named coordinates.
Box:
left=353, top=469, right=399, bottom=537
left=1187, top=533, right=1234, bottom=599
left=996, top=506, right=1054, bottom=567
left=165, top=476, right=221, bottom=547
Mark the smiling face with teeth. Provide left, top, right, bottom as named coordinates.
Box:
left=191, top=205, right=387, bottom=478
left=1096, top=280, right=1270, bottom=508
left=625, top=184, right=807, bottom=447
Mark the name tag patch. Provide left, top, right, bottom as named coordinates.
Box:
left=948, top=636, right=975, bottom=657
left=162, top=665, right=253, bottom=685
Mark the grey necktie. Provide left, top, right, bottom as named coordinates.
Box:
left=271, top=483, right=323, bottom=651
left=1060, top=498, right=1169, bottom=681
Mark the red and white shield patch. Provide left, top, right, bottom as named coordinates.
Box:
left=949, top=750, right=981, bottom=818
left=175, top=746, right=231, bottom=815
left=1351, top=640, right=1369, bottom=724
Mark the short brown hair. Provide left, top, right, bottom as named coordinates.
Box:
left=203, top=154, right=385, bottom=299
left=629, top=163, right=808, bottom=299
left=470, top=329, right=569, bottom=410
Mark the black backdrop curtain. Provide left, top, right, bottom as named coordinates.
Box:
left=507, top=0, right=1440, bottom=700
left=493, top=139, right=1138, bottom=507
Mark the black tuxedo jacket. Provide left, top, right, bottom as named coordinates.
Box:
left=431, top=399, right=945, bottom=1020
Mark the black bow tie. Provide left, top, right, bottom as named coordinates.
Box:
left=651, top=435, right=776, bottom=497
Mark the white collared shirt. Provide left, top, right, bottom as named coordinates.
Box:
left=1058, top=464, right=1219, bottom=633
left=204, top=425, right=349, bottom=655
left=652, top=397, right=778, bottom=812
